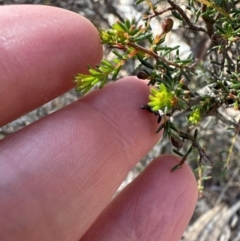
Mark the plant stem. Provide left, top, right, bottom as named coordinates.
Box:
left=167, top=0, right=207, bottom=33
left=126, top=42, right=195, bottom=69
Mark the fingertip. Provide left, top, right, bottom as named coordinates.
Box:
left=81, top=154, right=198, bottom=241
left=133, top=154, right=198, bottom=240
left=145, top=154, right=198, bottom=203
left=0, top=5, right=103, bottom=125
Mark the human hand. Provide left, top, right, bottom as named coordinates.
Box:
left=0, top=5, right=198, bottom=241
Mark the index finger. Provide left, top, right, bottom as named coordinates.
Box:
left=0, top=5, right=103, bottom=126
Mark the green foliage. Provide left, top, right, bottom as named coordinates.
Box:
left=74, top=0, right=240, bottom=170
left=75, top=60, right=118, bottom=93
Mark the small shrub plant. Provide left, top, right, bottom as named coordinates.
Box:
left=74, top=0, right=240, bottom=177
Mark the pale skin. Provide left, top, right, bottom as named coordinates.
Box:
left=0, top=5, right=198, bottom=241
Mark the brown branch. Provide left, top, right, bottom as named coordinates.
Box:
left=125, top=41, right=195, bottom=69
left=178, top=130, right=213, bottom=165
left=201, top=4, right=215, bottom=37
left=143, top=7, right=174, bottom=20
left=166, top=0, right=207, bottom=33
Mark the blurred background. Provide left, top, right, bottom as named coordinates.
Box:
left=1, top=1, right=240, bottom=240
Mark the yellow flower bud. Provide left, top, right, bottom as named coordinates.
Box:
left=188, top=108, right=201, bottom=124
left=148, top=84, right=175, bottom=111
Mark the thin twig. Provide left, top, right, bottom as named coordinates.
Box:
left=179, top=130, right=213, bottom=164
left=166, top=0, right=207, bottom=33
left=144, top=7, right=174, bottom=20
left=201, top=4, right=215, bottom=37
left=125, top=41, right=195, bottom=69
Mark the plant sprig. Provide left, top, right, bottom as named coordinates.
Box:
left=74, top=0, right=240, bottom=171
